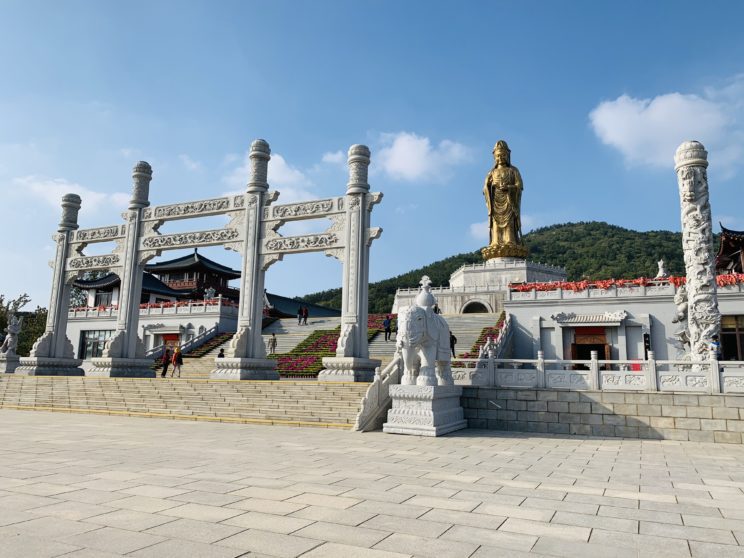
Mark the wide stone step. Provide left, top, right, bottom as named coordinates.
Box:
left=0, top=376, right=365, bottom=428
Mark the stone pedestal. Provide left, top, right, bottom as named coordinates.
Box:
left=0, top=356, right=20, bottom=374
left=16, top=357, right=84, bottom=376
left=318, top=357, right=380, bottom=383
left=88, top=358, right=155, bottom=378
left=383, top=385, right=467, bottom=436
left=211, top=358, right=279, bottom=380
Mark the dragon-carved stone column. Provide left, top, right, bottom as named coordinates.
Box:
left=89, top=162, right=154, bottom=377
left=17, top=194, right=84, bottom=375
left=318, top=145, right=382, bottom=382
left=674, top=141, right=720, bottom=362
left=212, top=139, right=278, bottom=380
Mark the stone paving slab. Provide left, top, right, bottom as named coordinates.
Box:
left=6, top=409, right=744, bottom=556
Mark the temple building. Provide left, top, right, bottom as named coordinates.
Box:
left=716, top=225, right=744, bottom=274
left=68, top=251, right=339, bottom=362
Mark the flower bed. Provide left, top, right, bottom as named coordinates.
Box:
left=271, top=327, right=341, bottom=376
left=509, top=274, right=744, bottom=293
left=269, top=315, right=399, bottom=376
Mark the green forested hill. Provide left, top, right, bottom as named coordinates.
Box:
left=301, top=222, right=698, bottom=314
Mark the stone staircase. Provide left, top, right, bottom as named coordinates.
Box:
left=445, top=314, right=502, bottom=356
left=160, top=314, right=499, bottom=379
left=368, top=331, right=399, bottom=368
left=0, top=376, right=370, bottom=428
left=262, top=317, right=341, bottom=354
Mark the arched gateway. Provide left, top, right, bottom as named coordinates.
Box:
left=17, top=140, right=383, bottom=382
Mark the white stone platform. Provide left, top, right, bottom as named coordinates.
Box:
left=393, top=258, right=566, bottom=314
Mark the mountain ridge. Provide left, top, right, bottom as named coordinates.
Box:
left=301, top=221, right=707, bottom=314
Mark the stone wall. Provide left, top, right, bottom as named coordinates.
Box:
left=461, top=387, right=744, bottom=443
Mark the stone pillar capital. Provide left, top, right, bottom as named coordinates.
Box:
left=130, top=161, right=152, bottom=209
left=347, top=144, right=371, bottom=194
left=247, top=139, right=271, bottom=193
left=674, top=141, right=708, bottom=171
left=58, top=193, right=81, bottom=232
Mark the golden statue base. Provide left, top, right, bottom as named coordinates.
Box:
left=481, top=243, right=529, bottom=261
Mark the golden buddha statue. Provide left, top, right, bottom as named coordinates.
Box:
left=481, top=140, right=529, bottom=260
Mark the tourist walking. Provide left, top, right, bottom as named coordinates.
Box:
left=161, top=347, right=171, bottom=378
left=302, top=306, right=309, bottom=325
left=449, top=331, right=457, bottom=358
left=383, top=315, right=392, bottom=341
left=171, top=347, right=183, bottom=378
left=268, top=333, right=277, bottom=354
left=297, top=306, right=303, bottom=326
left=217, top=348, right=225, bottom=358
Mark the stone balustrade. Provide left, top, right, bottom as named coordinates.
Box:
left=452, top=350, right=744, bottom=394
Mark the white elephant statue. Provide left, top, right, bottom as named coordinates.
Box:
left=396, top=304, right=454, bottom=386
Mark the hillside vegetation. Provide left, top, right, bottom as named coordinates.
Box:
left=302, top=221, right=701, bottom=314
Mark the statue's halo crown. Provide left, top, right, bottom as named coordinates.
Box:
left=493, top=140, right=510, bottom=154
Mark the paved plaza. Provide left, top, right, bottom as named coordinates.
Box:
left=3, top=412, right=744, bottom=557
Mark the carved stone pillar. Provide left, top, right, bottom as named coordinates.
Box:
left=674, top=141, right=720, bottom=362
left=17, top=194, right=84, bottom=375
left=212, top=139, right=278, bottom=380
left=89, top=162, right=154, bottom=377
left=319, top=145, right=381, bottom=382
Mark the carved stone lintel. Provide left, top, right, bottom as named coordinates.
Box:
left=271, top=198, right=337, bottom=220
left=74, top=225, right=124, bottom=243
left=68, top=254, right=120, bottom=270
left=147, top=197, right=231, bottom=220
left=263, top=232, right=341, bottom=254
left=142, top=228, right=239, bottom=250
left=383, top=384, right=467, bottom=437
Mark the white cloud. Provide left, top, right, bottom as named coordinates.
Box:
left=222, top=151, right=315, bottom=203
left=376, top=131, right=471, bottom=182
left=589, top=75, right=744, bottom=175
left=178, top=154, right=203, bottom=172
left=321, top=150, right=345, bottom=164
left=14, top=176, right=129, bottom=216
left=118, top=147, right=139, bottom=158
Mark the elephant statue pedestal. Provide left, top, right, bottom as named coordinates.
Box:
left=383, top=384, right=467, bottom=437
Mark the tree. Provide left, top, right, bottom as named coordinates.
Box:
left=0, top=293, right=31, bottom=338
left=16, top=306, right=48, bottom=357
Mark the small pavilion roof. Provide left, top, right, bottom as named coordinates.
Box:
left=73, top=273, right=185, bottom=297
left=716, top=224, right=744, bottom=273
left=144, top=250, right=241, bottom=279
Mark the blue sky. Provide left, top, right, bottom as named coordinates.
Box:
left=2, top=1, right=744, bottom=307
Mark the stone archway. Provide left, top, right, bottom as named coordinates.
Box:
left=461, top=301, right=491, bottom=314
left=20, top=140, right=383, bottom=383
